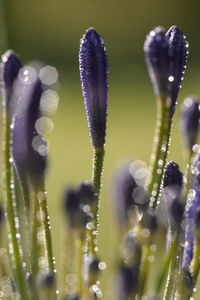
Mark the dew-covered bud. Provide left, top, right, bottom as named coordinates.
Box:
left=11, top=73, right=47, bottom=190
left=179, top=96, right=200, bottom=151
left=113, top=163, right=149, bottom=225
left=77, top=181, right=97, bottom=208
left=79, top=28, right=108, bottom=149
left=144, top=27, right=169, bottom=97
left=1, top=50, right=22, bottom=109
left=64, top=187, right=90, bottom=234
left=166, top=26, right=188, bottom=115
left=163, top=161, right=183, bottom=189
left=163, top=161, right=183, bottom=231
left=144, top=26, right=188, bottom=115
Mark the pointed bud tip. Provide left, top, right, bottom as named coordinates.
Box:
left=163, top=161, right=183, bottom=188
left=1, top=50, right=22, bottom=88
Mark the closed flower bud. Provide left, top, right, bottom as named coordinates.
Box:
left=11, top=72, right=47, bottom=189
left=79, top=28, right=108, bottom=149
left=163, top=161, right=184, bottom=231
left=64, top=187, right=90, bottom=233
left=1, top=50, right=22, bottom=109
left=144, top=26, right=187, bottom=115
left=192, top=149, right=200, bottom=184
left=77, top=181, right=97, bottom=208
left=116, top=263, right=139, bottom=299
left=179, top=96, right=200, bottom=151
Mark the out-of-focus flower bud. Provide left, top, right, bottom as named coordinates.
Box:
left=179, top=97, right=200, bottom=151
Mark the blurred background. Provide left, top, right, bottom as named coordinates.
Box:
left=1, top=0, right=200, bottom=298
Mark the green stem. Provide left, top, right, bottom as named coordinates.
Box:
left=163, top=234, right=179, bottom=300
left=156, top=233, right=178, bottom=294
left=2, top=109, right=29, bottom=299
left=90, top=146, right=104, bottom=251
left=37, top=183, right=54, bottom=272
left=148, top=96, right=172, bottom=209
left=137, top=244, right=151, bottom=299
left=191, top=239, right=200, bottom=281
left=77, top=237, right=84, bottom=296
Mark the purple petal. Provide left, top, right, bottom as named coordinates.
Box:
left=166, top=26, right=188, bottom=115
left=11, top=69, right=47, bottom=189
left=144, top=27, right=169, bottom=97
left=179, top=96, right=200, bottom=150
left=1, top=50, right=22, bottom=110
left=79, top=28, right=108, bottom=148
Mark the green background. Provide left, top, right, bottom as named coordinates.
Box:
left=1, top=0, right=200, bottom=298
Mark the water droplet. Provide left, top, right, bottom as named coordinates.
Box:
left=86, top=222, right=94, bottom=230
left=98, top=261, right=106, bottom=270
left=39, top=66, right=58, bottom=86
left=168, top=76, right=174, bottom=82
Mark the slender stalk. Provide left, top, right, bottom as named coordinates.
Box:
left=77, top=237, right=84, bottom=296
left=155, top=233, right=178, bottom=293
left=163, top=234, right=179, bottom=300
left=90, top=146, right=104, bottom=252
left=2, top=109, right=29, bottom=299
left=137, top=244, right=151, bottom=299
left=148, top=96, right=172, bottom=209
left=37, top=183, right=54, bottom=272
left=191, top=240, right=200, bottom=280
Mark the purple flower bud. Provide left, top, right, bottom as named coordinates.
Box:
left=144, top=26, right=187, bottom=115
left=163, top=161, right=184, bottom=231
left=37, top=269, right=55, bottom=287
left=191, top=149, right=200, bottom=184
left=116, top=264, right=139, bottom=299
left=11, top=70, right=47, bottom=189
left=77, top=181, right=97, bottom=206
left=166, top=26, right=188, bottom=114
left=79, top=28, right=108, bottom=149
left=112, top=164, right=138, bottom=225
left=183, top=179, right=200, bottom=268
left=144, top=27, right=169, bottom=97
left=1, top=50, right=22, bottom=110
left=64, top=187, right=90, bottom=231
left=179, top=97, right=200, bottom=151
left=163, top=161, right=183, bottom=189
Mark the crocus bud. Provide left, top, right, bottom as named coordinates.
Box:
left=113, top=163, right=149, bottom=225
left=11, top=71, right=47, bottom=190
left=79, top=28, right=108, bottom=149
left=77, top=181, right=97, bottom=208
left=64, top=187, right=90, bottom=234
left=163, top=161, right=184, bottom=231
left=144, top=26, right=187, bottom=115
left=192, top=149, right=200, bottom=184
left=1, top=50, right=22, bottom=109
left=166, top=26, right=188, bottom=115
left=179, top=96, right=200, bottom=151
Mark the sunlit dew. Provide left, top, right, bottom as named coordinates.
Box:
left=35, top=116, right=54, bottom=135
left=18, top=66, right=37, bottom=85
left=39, top=66, right=59, bottom=85
left=86, top=222, right=94, bottom=230
left=40, top=90, right=59, bottom=116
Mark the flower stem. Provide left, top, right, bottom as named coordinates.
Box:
left=148, top=96, right=172, bottom=209
left=191, top=239, right=200, bottom=281
left=137, top=244, right=151, bottom=299
left=155, top=233, right=178, bottom=293
left=2, top=109, right=29, bottom=299
left=90, top=146, right=104, bottom=251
